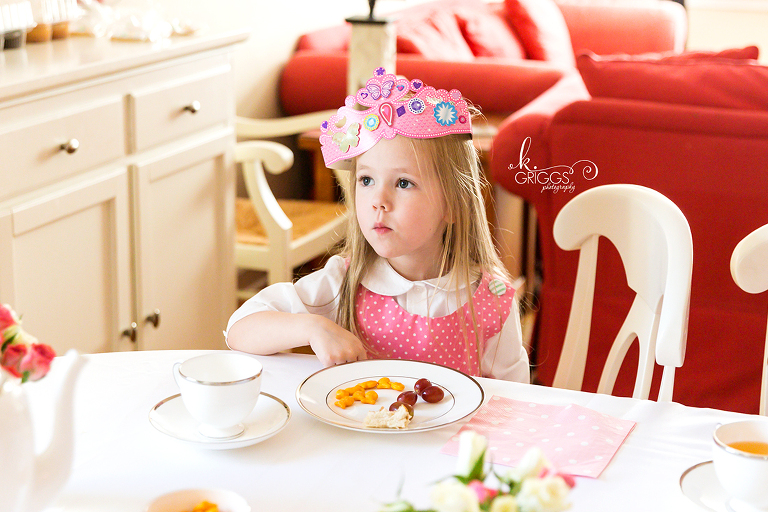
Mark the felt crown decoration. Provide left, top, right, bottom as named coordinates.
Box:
left=320, top=68, right=472, bottom=170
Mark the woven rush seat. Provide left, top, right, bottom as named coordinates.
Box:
left=236, top=197, right=346, bottom=246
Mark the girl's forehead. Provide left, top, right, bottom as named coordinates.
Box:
left=356, top=136, right=433, bottom=177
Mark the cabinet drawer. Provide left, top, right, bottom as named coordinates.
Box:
left=130, top=70, right=231, bottom=153
left=0, top=97, right=125, bottom=200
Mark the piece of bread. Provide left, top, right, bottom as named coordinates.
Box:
left=363, top=405, right=411, bottom=429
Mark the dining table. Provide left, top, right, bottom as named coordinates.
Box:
left=35, top=349, right=757, bottom=512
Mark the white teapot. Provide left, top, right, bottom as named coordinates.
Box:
left=0, top=350, right=86, bottom=512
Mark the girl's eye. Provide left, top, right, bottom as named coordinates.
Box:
left=396, top=178, right=413, bottom=189
left=359, top=176, right=373, bottom=187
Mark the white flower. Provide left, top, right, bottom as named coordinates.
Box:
left=455, top=430, right=487, bottom=478
left=515, top=476, right=571, bottom=512
left=430, top=480, right=480, bottom=512
left=489, top=495, right=519, bottom=512
left=506, top=447, right=549, bottom=482
left=2, top=323, right=21, bottom=343
left=15, top=328, right=38, bottom=346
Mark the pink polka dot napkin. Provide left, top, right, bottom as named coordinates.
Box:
left=441, top=396, right=636, bottom=478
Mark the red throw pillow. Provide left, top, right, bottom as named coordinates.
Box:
left=662, top=46, right=760, bottom=61
left=504, top=0, right=575, bottom=66
left=396, top=8, right=475, bottom=61
left=577, top=49, right=768, bottom=111
left=453, top=6, right=526, bottom=59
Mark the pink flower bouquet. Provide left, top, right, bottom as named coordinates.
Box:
left=1, top=304, right=56, bottom=383
left=380, top=431, right=576, bottom=512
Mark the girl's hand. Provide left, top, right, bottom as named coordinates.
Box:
left=305, top=315, right=368, bottom=366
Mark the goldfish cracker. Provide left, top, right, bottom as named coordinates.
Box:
left=377, top=377, right=391, bottom=389
left=390, top=381, right=405, bottom=391
left=360, top=390, right=378, bottom=405
left=360, top=380, right=378, bottom=389
left=335, top=389, right=349, bottom=399
left=190, top=501, right=218, bottom=512
left=352, top=390, right=366, bottom=401
left=334, top=395, right=356, bottom=409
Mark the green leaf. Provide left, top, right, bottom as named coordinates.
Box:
left=2, top=334, right=17, bottom=352
left=469, top=450, right=486, bottom=481
left=21, top=370, right=30, bottom=384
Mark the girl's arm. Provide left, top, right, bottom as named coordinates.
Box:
left=482, top=297, right=530, bottom=383
left=224, top=256, right=368, bottom=366
left=227, top=311, right=367, bottom=366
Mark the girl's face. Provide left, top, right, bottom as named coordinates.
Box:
left=355, top=136, right=449, bottom=281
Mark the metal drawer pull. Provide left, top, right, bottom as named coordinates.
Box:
left=59, top=139, right=80, bottom=154
left=121, top=322, right=138, bottom=343
left=145, top=309, right=161, bottom=328
left=183, top=100, right=201, bottom=114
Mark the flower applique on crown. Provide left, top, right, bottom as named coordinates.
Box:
left=320, top=67, right=472, bottom=170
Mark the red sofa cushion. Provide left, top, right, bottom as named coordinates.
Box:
left=504, top=0, right=575, bottom=66
left=396, top=7, right=476, bottom=61
left=577, top=48, right=768, bottom=111
left=454, top=5, right=526, bottom=59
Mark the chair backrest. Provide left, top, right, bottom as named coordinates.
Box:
left=730, top=224, right=768, bottom=415
left=234, top=111, right=350, bottom=289
left=552, top=184, right=693, bottom=401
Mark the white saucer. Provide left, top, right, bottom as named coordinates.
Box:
left=149, top=392, right=290, bottom=450
left=680, top=461, right=768, bottom=512
left=681, top=461, right=729, bottom=512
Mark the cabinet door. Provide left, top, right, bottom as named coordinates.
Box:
left=0, top=168, right=133, bottom=354
left=133, top=132, right=236, bottom=350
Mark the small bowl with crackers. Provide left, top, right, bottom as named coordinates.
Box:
left=146, top=488, right=250, bottom=512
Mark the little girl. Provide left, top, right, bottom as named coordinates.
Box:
left=226, top=68, right=529, bottom=382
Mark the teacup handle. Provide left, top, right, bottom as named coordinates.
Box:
left=172, top=361, right=183, bottom=387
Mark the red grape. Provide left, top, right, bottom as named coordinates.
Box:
left=397, top=391, right=418, bottom=406
left=420, top=385, right=445, bottom=403
left=389, top=401, right=414, bottom=418
left=414, top=378, right=432, bottom=394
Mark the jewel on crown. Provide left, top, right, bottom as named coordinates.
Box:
left=319, top=67, right=472, bottom=170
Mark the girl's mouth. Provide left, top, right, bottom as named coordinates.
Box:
left=373, top=223, right=391, bottom=234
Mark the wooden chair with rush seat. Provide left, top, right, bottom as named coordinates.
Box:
left=234, top=111, right=350, bottom=300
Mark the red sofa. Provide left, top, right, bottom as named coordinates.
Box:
left=279, top=0, right=687, bottom=117
left=491, top=48, right=768, bottom=413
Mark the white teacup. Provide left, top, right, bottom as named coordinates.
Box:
left=173, top=352, right=263, bottom=440
left=713, top=419, right=768, bottom=510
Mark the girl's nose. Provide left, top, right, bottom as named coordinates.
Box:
left=372, top=189, right=390, bottom=211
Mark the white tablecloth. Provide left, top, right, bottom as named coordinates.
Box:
left=34, top=350, right=754, bottom=512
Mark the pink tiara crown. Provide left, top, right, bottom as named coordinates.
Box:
left=320, top=68, right=472, bottom=170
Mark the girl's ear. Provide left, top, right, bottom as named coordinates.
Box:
left=442, top=204, right=454, bottom=225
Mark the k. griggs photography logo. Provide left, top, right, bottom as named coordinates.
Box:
left=509, top=137, right=598, bottom=193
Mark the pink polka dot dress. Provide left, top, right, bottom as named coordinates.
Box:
left=355, top=274, right=515, bottom=376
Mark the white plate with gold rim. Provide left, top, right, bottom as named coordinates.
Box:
left=149, top=392, right=290, bottom=450
left=295, top=359, right=484, bottom=433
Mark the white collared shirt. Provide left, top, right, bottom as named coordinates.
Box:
left=226, top=256, right=529, bottom=383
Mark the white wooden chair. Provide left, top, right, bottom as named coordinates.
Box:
left=730, top=224, right=768, bottom=415
left=552, top=184, right=693, bottom=401
left=234, top=111, right=350, bottom=299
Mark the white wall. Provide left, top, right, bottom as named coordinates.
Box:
left=154, top=0, right=373, bottom=118
left=686, top=1, right=768, bottom=63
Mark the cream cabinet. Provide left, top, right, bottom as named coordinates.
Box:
left=0, top=32, right=246, bottom=354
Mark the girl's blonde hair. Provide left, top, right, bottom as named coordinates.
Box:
left=335, top=131, right=511, bottom=371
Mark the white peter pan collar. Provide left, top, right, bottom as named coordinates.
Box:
left=360, top=257, right=480, bottom=297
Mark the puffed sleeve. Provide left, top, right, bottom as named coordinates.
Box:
left=481, top=296, right=530, bottom=383
left=225, top=255, right=347, bottom=336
